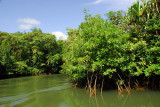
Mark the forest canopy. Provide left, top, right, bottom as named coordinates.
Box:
left=0, top=28, right=63, bottom=78
left=61, top=0, right=160, bottom=93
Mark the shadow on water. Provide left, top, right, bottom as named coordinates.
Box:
left=0, top=74, right=160, bottom=107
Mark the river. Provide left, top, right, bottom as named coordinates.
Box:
left=0, top=74, right=160, bottom=107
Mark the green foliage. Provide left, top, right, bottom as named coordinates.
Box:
left=61, top=14, right=131, bottom=80
left=144, top=64, right=160, bottom=76
left=0, top=28, right=63, bottom=77
left=105, top=10, right=124, bottom=25
left=61, top=0, right=160, bottom=87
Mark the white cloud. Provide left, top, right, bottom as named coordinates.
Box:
left=17, top=18, right=40, bottom=25
left=92, top=0, right=103, bottom=4
left=52, top=31, right=68, bottom=40
left=19, top=24, right=33, bottom=30
left=17, top=18, right=41, bottom=30
left=91, top=0, right=136, bottom=5
left=89, top=0, right=137, bottom=9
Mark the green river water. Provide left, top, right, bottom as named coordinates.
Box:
left=0, top=74, right=160, bottom=107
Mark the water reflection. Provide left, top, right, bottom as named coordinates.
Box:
left=0, top=75, right=160, bottom=107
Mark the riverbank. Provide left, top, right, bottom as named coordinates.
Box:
left=71, top=74, right=160, bottom=96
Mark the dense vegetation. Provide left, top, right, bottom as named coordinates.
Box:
left=0, top=0, right=159, bottom=94
left=0, top=28, right=63, bottom=78
left=61, top=0, right=160, bottom=94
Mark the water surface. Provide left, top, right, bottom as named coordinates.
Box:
left=0, top=74, right=160, bottom=107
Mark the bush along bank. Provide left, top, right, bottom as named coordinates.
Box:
left=0, top=28, right=63, bottom=79
left=61, top=0, right=160, bottom=96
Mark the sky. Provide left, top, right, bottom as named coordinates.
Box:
left=0, top=0, right=137, bottom=40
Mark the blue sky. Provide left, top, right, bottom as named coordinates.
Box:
left=0, top=0, right=137, bottom=39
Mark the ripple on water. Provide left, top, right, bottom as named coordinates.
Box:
left=0, top=82, right=70, bottom=106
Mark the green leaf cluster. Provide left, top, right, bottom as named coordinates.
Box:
left=61, top=0, right=160, bottom=84
left=0, top=28, right=63, bottom=77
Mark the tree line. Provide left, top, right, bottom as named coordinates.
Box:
left=0, top=28, right=63, bottom=78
